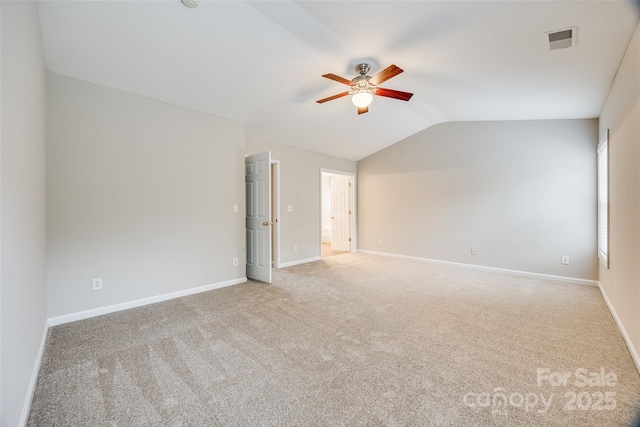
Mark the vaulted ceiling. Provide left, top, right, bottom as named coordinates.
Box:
left=38, top=1, right=639, bottom=161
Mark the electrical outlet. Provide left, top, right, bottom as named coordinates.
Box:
left=287, top=205, right=293, bottom=212
left=233, top=257, right=238, bottom=267
left=378, top=238, right=383, bottom=245
left=561, top=256, right=570, bottom=265
left=232, top=204, right=238, bottom=213
left=293, top=245, right=298, bottom=252
left=471, top=247, right=478, bottom=255
left=92, top=278, right=103, bottom=291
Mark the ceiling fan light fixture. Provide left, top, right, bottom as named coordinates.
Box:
left=351, top=91, right=373, bottom=108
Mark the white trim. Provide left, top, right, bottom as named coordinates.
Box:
left=0, top=3, right=3, bottom=421
left=48, top=277, right=247, bottom=327
left=598, top=282, right=640, bottom=375
left=279, top=257, right=322, bottom=268
left=357, top=250, right=598, bottom=286
left=19, top=320, right=49, bottom=427
left=271, top=159, right=281, bottom=269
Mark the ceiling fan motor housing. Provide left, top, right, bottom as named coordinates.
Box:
left=351, top=64, right=375, bottom=96
left=349, top=79, right=376, bottom=96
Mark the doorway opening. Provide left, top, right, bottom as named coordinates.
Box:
left=320, top=169, right=356, bottom=258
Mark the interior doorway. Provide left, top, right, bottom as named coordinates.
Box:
left=320, top=170, right=356, bottom=258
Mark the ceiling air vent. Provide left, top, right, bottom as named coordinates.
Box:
left=547, top=27, right=576, bottom=50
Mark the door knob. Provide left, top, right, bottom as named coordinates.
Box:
left=262, top=221, right=273, bottom=226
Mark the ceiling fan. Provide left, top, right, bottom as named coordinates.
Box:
left=316, top=63, right=413, bottom=115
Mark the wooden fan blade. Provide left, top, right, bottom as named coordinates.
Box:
left=316, top=91, right=350, bottom=104
left=375, top=87, right=413, bottom=101
left=358, top=106, right=368, bottom=115
left=369, top=64, right=403, bottom=86
left=322, top=73, right=354, bottom=86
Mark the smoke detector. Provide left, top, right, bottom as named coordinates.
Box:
left=547, top=27, right=576, bottom=50
left=181, top=0, right=198, bottom=8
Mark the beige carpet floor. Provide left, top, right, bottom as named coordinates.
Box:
left=28, top=253, right=640, bottom=426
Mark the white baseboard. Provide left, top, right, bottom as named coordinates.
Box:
left=20, top=319, right=49, bottom=427
left=48, top=277, right=247, bottom=327
left=279, top=257, right=322, bottom=268
left=357, top=250, right=598, bottom=286
left=597, top=282, right=640, bottom=375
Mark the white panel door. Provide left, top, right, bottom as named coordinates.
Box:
left=245, top=152, right=272, bottom=283
left=330, top=175, right=351, bottom=251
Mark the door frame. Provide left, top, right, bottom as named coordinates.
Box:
left=271, top=159, right=281, bottom=268
left=319, top=168, right=357, bottom=255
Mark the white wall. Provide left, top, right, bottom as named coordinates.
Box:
left=599, top=20, right=640, bottom=364
left=358, top=119, right=598, bottom=280
left=245, top=138, right=356, bottom=264
left=46, top=73, right=245, bottom=318
left=1, top=2, right=48, bottom=425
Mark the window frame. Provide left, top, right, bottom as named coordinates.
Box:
left=597, top=129, right=609, bottom=269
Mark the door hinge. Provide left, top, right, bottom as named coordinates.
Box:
left=349, top=210, right=352, bottom=214
left=349, top=182, right=352, bottom=187
left=349, top=238, right=351, bottom=242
